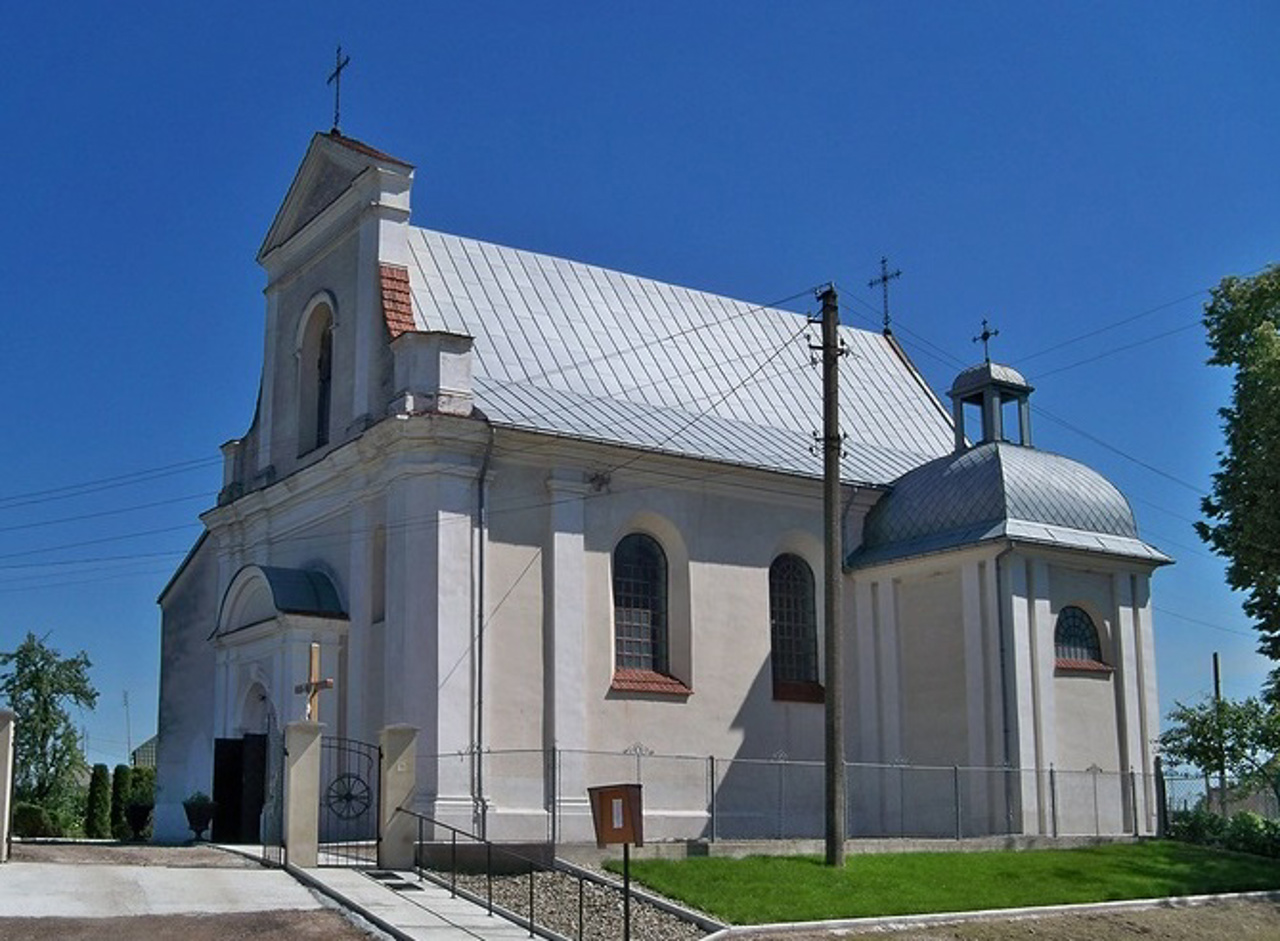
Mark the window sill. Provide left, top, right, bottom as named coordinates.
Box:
left=773, top=680, right=825, bottom=704
left=1055, top=657, right=1113, bottom=674
left=610, top=669, right=692, bottom=697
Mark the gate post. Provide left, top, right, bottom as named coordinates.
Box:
left=284, top=721, right=323, bottom=868
left=379, top=725, right=418, bottom=870
left=1, top=710, right=14, bottom=863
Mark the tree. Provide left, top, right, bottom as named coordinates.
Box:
left=1198, top=264, right=1280, bottom=679
left=111, top=764, right=133, bottom=840
left=85, top=763, right=111, bottom=838
left=0, top=631, right=98, bottom=830
left=1160, top=696, right=1280, bottom=807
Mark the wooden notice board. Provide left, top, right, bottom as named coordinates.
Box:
left=587, top=783, right=644, bottom=848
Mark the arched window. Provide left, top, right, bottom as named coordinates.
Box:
left=770, top=554, right=823, bottom=702
left=297, top=302, right=334, bottom=455
left=613, top=533, right=668, bottom=674
left=1054, top=605, right=1104, bottom=665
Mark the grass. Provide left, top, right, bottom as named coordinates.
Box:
left=608, top=841, right=1280, bottom=925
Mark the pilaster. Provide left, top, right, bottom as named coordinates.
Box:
left=545, top=474, right=590, bottom=839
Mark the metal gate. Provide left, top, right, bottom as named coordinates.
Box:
left=318, top=736, right=380, bottom=866
left=261, top=723, right=285, bottom=866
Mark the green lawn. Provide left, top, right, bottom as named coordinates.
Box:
left=610, top=841, right=1280, bottom=924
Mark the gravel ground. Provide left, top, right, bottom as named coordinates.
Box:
left=10, top=840, right=259, bottom=867
left=424, top=865, right=710, bottom=941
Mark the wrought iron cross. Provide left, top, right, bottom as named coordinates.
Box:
left=327, top=45, right=351, bottom=133
left=867, top=256, right=902, bottom=334
left=294, top=642, right=334, bottom=722
left=973, top=319, right=1000, bottom=363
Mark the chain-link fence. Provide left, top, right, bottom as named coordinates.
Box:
left=422, top=748, right=1160, bottom=843
left=1162, top=770, right=1280, bottom=820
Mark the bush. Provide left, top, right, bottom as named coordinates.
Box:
left=12, top=802, right=56, bottom=838
left=1168, top=807, right=1227, bottom=846
left=85, top=764, right=111, bottom=838
left=128, top=766, right=156, bottom=840
left=1226, top=811, right=1271, bottom=857
left=110, top=764, right=133, bottom=840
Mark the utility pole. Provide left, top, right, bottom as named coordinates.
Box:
left=1213, top=652, right=1226, bottom=817
left=817, top=284, right=846, bottom=866
left=123, top=690, right=132, bottom=762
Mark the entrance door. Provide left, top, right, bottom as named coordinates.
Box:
left=212, top=738, right=244, bottom=842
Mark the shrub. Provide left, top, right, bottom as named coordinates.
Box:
left=1168, top=807, right=1227, bottom=846
left=1226, top=811, right=1270, bottom=856
left=124, top=801, right=153, bottom=841
left=12, top=802, right=55, bottom=838
left=110, top=764, right=133, bottom=840
left=85, top=764, right=111, bottom=838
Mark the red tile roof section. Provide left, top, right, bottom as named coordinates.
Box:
left=327, top=130, right=415, bottom=169
left=610, top=669, right=693, bottom=696
left=1055, top=657, right=1114, bottom=674
left=380, top=264, right=416, bottom=339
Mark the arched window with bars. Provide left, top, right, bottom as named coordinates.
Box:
left=769, top=553, right=823, bottom=702
left=613, top=533, right=669, bottom=675
left=1054, top=605, right=1108, bottom=670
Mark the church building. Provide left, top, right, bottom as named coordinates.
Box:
left=154, top=131, right=1168, bottom=844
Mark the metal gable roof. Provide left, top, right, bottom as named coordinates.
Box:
left=404, top=227, right=955, bottom=485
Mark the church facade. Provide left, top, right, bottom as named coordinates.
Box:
left=154, top=132, right=1168, bottom=844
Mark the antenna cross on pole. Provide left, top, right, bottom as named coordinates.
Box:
left=327, top=45, right=351, bottom=133
left=973, top=319, right=1000, bottom=363
left=867, top=257, right=902, bottom=334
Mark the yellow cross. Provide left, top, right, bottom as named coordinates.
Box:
left=293, top=642, right=334, bottom=722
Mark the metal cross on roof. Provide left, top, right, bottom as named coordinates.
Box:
left=327, top=45, right=351, bottom=133
left=294, top=642, right=334, bottom=722
left=867, top=256, right=902, bottom=334
left=973, top=319, right=1000, bottom=363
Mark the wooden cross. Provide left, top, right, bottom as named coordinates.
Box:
left=294, top=642, right=334, bottom=722
left=973, top=318, right=1000, bottom=363
left=867, top=256, right=902, bottom=334
left=327, top=45, right=351, bottom=133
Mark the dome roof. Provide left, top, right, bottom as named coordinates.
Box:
left=949, top=362, right=1032, bottom=399
left=850, top=442, right=1170, bottom=568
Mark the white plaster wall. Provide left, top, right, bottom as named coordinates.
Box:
left=155, top=537, right=219, bottom=842
left=897, top=569, right=967, bottom=765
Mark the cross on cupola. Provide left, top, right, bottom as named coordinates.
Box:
left=972, top=319, right=999, bottom=363
left=327, top=45, right=351, bottom=133
left=867, top=256, right=902, bottom=335
left=294, top=642, right=334, bottom=722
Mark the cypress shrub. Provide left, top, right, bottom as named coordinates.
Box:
left=127, top=765, right=157, bottom=840
left=85, top=764, right=111, bottom=838
left=110, top=764, right=133, bottom=840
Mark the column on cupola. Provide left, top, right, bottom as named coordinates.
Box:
left=544, top=473, right=591, bottom=840
left=383, top=459, right=476, bottom=826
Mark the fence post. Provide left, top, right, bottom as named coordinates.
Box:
left=708, top=755, right=717, bottom=843
left=953, top=766, right=962, bottom=840
left=1049, top=765, right=1058, bottom=838
left=0, top=710, right=13, bottom=863
left=283, top=721, right=323, bottom=868
left=379, top=724, right=418, bottom=870
left=1130, top=769, right=1139, bottom=836
left=550, top=746, right=559, bottom=847
left=1154, top=756, right=1168, bottom=838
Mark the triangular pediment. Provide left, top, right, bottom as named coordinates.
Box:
left=258, top=131, right=414, bottom=262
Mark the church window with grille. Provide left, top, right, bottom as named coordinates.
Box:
left=613, top=533, right=668, bottom=674
left=1054, top=605, right=1105, bottom=667
left=770, top=554, right=823, bottom=702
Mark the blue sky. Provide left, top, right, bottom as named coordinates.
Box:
left=0, top=2, right=1276, bottom=768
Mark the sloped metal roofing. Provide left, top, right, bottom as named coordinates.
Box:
left=256, top=566, right=347, bottom=618
left=404, top=227, right=955, bottom=485
left=850, top=442, right=1171, bottom=567
left=949, top=361, right=1033, bottom=398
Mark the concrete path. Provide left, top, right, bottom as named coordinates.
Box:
left=0, top=861, right=323, bottom=918
left=299, top=867, right=534, bottom=940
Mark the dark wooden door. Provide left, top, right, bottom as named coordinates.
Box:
left=212, top=738, right=244, bottom=843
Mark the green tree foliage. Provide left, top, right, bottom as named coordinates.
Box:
left=0, top=631, right=98, bottom=830
left=1199, top=264, right=1280, bottom=677
left=110, top=764, right=133, bottom=840
left=1160, top=696, right=1280, bottom=806
left=85, top=763, right=111, bottom=838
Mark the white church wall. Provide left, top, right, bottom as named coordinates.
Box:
left=155, top=537, right=219, bottom=843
